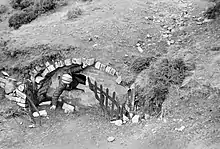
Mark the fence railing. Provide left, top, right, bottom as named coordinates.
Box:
left=87, top=77, right=129, bottom=120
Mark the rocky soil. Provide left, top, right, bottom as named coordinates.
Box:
left=0, top=0, right=220, bottom=149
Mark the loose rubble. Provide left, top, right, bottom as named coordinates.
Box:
left=33, top=110, right=47, bottom=117
left=110, top=120, right=123, bottom=126
left=62, top=103, right=75, bottom=114
left=107, top=136, right=115, bottom=142
left=175, top=126, right=186, bottom=132
left=132, top=115, right=140, bottom=123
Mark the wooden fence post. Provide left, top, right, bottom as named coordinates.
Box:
left=130, top=88, right=135, bottom=111
left=105, top=88, right=109, bottom=110
left=111, top=92, right=116, bottom=120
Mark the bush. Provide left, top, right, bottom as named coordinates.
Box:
left=55, top=0, right=68, bottom=7
left=8, top=11, right=38, bottom=29
left=135, top=57, right=194, bottom=116
left=149, top=58, right=189, bottom=86
left=130, top=56, right=157, bottom=73
left=204, top=2, right=220, bottom=19
left=20, top=0, right=34, bottom=9
left=10, top=0, right=34, bottom=10
left=10, top=0, right=22, bottom=9
left=34, top=0, right=56, bottom=13
left=8, top=0, right=67, bottom=29
left=0, top=5, right=7, bottom=14
left=67, top=7, right=82, bottom=19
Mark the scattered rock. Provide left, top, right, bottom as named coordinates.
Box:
left=62, top=103, right=75, bottom=113
left=196, top=22, right=203, bottom=25
left=167, top=26, right=173, bottom=31
left=175, top=126, right=186, bottom=132
left=167, top=40, right=175, bottom=45
left=39, top=101, right=51, bottom=106
left=28, top=124, right=36, bottom=128
left=146, top=34, right=152, bottom=38
left=129, top=113, right=134, bottom=118
left=33, top=110, right=47, bottom=117
left=136, top=43, right=141, bottom=47
left=94, top=35, right=99, bottom=39
left=107, top=136, right=115, bottom=142
left=110, top=120, right=123, bottom=126
left=144, top=114, right=150, bottom=120
left=123, top=114, right=129, bottom=123
left=92, top=44, right=98, bottom=48
left=116, top=76, right=122, bottom=84
left=197, top=17, right=204, bottom=22
left=162, top=34, right=170, bottom=38
left=132, top=115, right=140, bottom=123
left=203, top=19, right=213, bottom=23
left=137, top=47, right=143, bottom=53
left=1, top=71, right=9, bottom=77
left=4, top=80, right=16, bottom=94
left=152, top=129, right=157, bottom=134
left=89, top=37, right=93, bottom=41
left=145, top=16, right=153, bottom=21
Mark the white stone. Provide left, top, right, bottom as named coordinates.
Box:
left=137, top=46, right=143, bottom=53
left=93, top=43, right=98, bottom=47
left=35, top=76, right=44, bottom=84
left=175, top=126, right=186, bottom=132
left=62, top=103, right=75, bottom=113
left=99, top=63, right=107, bottom=71
left=75, top=58, right=82, bottom=65
left=1, top=71, right=9, bottom=77
left=95, top=61, right=101, bottom=69
left=144, top=114, right=150, bottom=120
left=0, top=82, right=5, bottom=88
left=123, top=114, right=129, bottom=122
left=17, top=102, right=28, bottom=108
left=86, top=58, right=95, bottom=66
left=39, top=101, right=51, bottom=106
left=116, top=76, right=122, bottom=84
left=33, top=110, right=47, bottom=117
left=107, top=137, right=115, bottom=142
left=45, top=61, right=51, bottom=67
left=28, top=124, right=36, bottom=128
left=132, top=115, right=140, bottom=123
left=64, top=58, right=72, bottom=66
left=109, top=68, right=116, bottom=76
left=41, top=68, right=49, bottom=77
left=110, top=120, right=123, bottom=126
left=105, top=66, right=112, bottom=73
left=5, top=94, right=25, bottom=103
left=15, top=89, right=26, bottom=99
left=129, top=113, right=134, bottom=118
left=4, top=80, right=16, bottom=94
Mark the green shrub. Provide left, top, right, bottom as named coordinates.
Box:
left=10, top=0, right=22, bottom=9
left=130, top=56, right=157, bottom=73
left=149, top=58, right=188, bottom=86
left=135, top=57, right=194, bottom=116
left=8, top=0, right=58, bottom=29
left=0, top=5, right=7, bottom=14
left=10, top=0, right=34, bottom=10
left=20, top=0, right=34, bottom=9
left=8, top=11, right=38, bottom=29
left=55, top=0, right=68, bottom=7
left=67, top=7, right=82, bottom=19
left=204, top=2, right=220, bottom=19
left=34, top=0, right=56, bottom=13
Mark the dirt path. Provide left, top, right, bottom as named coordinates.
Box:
left=1, top=0, right=220, bottom=149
